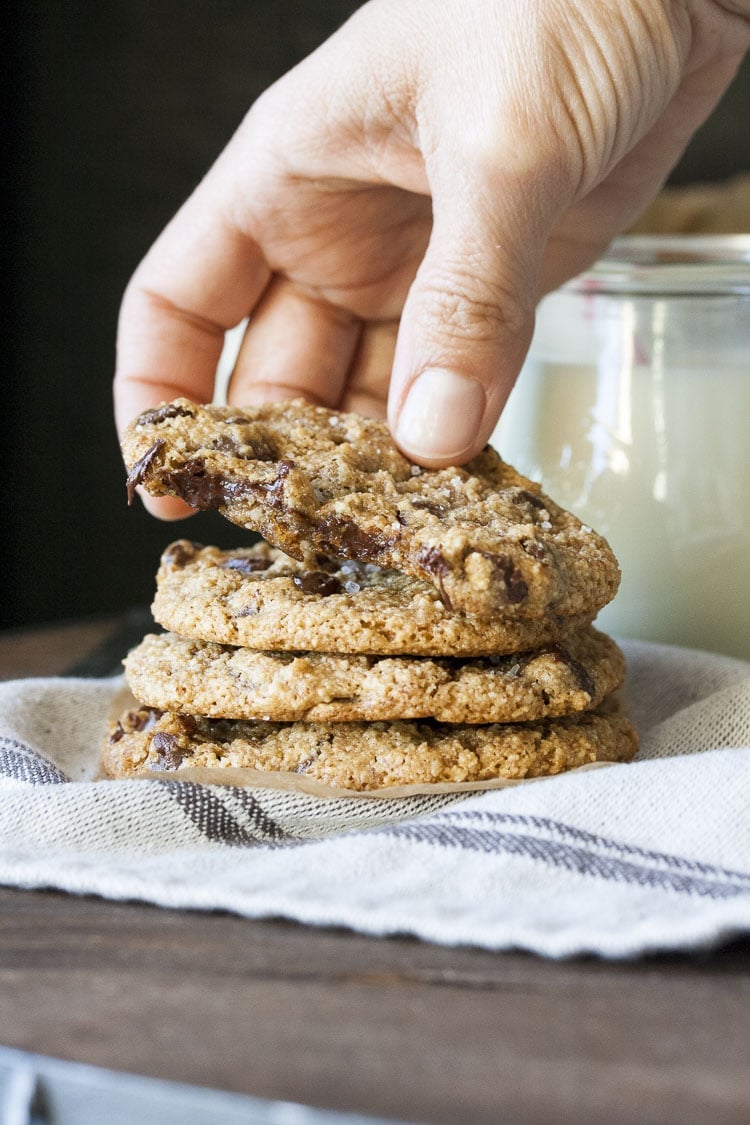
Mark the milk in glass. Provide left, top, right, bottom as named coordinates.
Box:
left=493, top=237, right=750, bottom=659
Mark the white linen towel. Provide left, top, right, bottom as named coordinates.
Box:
left=0, top=639, right=748, bottom=958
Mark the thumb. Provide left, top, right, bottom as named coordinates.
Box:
left=388, top=175, right=545, bottom=467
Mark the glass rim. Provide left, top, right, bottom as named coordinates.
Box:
left=565, top=234, right=750, bottom=296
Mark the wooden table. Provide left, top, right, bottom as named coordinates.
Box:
left=1, top=615, right=749, bottom=1124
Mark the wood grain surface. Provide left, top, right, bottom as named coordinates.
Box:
left=1, top=886, right=749, bottom=1124
left=1, top=618, right=749, bottom=1124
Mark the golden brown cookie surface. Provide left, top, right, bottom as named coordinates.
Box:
left=102, top=705, right=638, bottom=790
left=152, top=540, right=595, bottom=657
left=122, top=399, right=620, bottom=621
left=124, top=627, right=625, bottom=724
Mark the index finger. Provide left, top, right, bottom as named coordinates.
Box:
left=114, top=155, right=272, bottom=517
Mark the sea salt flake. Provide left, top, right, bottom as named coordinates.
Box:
left=344, top=580, right=361, bottom=593
left=540, top=520, right=552, bottom=530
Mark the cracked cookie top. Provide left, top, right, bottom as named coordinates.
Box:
left=122, top=398, right=620, bottom=620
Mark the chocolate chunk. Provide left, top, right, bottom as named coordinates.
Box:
left=213, top=427, right=278, bottom=461
left=416, top=547, right=453, bottom=609
left=204, top=717, right=244, bottom=744
left=151, top=731, right=186, bottom=770
left=130, top=707, right=162, bottom=730
left=161, top=540, right=204, bottom=567
left=479, top=552, right=529, bottom=605
left=293, top=571, right=343, bottom=596
left=261, top=460, right=295, bottom=508
left=212, top=434, right=243, bottom=454
left=126, top=439, right=166, bottom=504
left=548, top=644, right=597, bottom=699
left=137, top=403, right=196, bottom=426
left=219, top=554, right=273, bottom=575
left=417, top=546, right=450, bottom=579
left=318, top=517, right=400, bottom=565
left=160, top=459, right=250, bottom=510
left=112, top=707, right=163, bottom=743
left=234, top=428, right=278, bottom=462
left=515, top=488, right=547, bottom=511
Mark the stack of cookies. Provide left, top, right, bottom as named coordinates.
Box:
left=102, top=399, right=638, bottom=791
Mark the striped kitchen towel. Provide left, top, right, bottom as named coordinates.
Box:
left=0, top=639, right=748, bottom=958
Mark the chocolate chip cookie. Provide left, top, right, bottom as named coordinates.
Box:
left=124, top=626, right=624, bottom=724
left=102, top=705, right=638, bottom=790
left=151, top=540, right=595, bottom=656
left=122, top=399, right=620, bottom=620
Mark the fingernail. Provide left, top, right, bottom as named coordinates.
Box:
left=395, top=369, right=485, bottom=461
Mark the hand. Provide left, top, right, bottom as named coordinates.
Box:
left=114, top=0, right=749, bottom=519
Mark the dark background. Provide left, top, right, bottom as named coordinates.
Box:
left=6, top=2, right=750, bottom=630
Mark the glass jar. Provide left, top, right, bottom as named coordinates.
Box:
left=493, top=235, right=750, bottom=659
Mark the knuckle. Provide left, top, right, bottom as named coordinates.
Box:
left=417, top=268, right=531, bottom=344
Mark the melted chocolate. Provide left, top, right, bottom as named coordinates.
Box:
left=126, top=439, right=166, bottom=504
left=205, top=717, right=245, bottom=744
left=160, top=459, right=250, bottom=510
left=320, top=517, right=399, bottom=563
